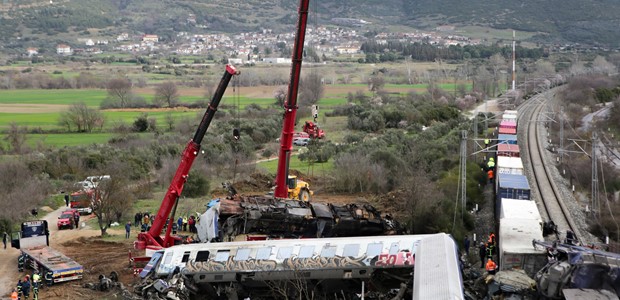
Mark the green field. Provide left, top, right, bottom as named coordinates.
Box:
left=0, top=89, right=107, bottom=105
left=256, top=154, right=333, bottom=175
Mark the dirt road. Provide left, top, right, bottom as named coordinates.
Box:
left=0, top=203, right=130, bottom=299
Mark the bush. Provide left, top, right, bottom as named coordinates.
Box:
left=183, top=169, right=211, bottom=197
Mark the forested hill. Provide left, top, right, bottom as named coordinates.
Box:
left=0, top=0, right=619, bottom=48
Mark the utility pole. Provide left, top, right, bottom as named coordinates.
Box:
left=473, top=110, right=479, bottom=163
left=559, top=106, right=564, bottom=163
left=511, top=30, right=516, bottom=91
left=592, top=132, right=599, bottom=217
left=460, top=130, right=468, bottom=222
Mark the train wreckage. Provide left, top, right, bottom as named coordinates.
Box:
left=195, top=187, right=404, bottom=243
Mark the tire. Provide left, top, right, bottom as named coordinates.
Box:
left=298, top=190, right=311, bottom=202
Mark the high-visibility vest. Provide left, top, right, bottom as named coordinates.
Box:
left=486, top=259, right=497, bottom=271
left=11, top=291, right=18, bottom=299
left=33, top=273, right=40, bottom=283
left=488, top=170, right=494, bottom=179
left=484, top=139, right=490, bottom=145
left=487, top=160, right=495, bottom=168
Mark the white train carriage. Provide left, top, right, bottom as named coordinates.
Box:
left=141, top=233, right=464, bottom=298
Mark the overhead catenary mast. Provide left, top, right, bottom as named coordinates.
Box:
left=512, top=30, right=516, bottom=91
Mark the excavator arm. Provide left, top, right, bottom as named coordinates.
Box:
left=135, top=65, right=239, bottom=251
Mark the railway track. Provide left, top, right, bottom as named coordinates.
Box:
left=521, top=91, right=581, bottom=243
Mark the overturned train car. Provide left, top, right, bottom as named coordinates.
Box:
left=197, top=195, right=403, bottom=242
left=136, top=234, right=457, bottom=299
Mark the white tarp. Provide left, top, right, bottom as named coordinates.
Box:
left=197, top=202, right=219, bottom=242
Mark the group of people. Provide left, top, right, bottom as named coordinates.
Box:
left=132, top=212, right=198, bottom=234
left=176, top=215, right=197, bottom=233
left=12, top=270, right=53, bottom=300
left=474, top=233, right=498, bottom=274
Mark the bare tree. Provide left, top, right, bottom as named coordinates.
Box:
left=3, top=122, right=28, bottom=154
left=489, top=53, right=507, bottom=96
left=58, top=102, right=105, bottom=132
left=592, top=56, right=617, bottom=75
left=273, top=85, right=287, bottom=107
left=299, top=72, right=324, bottom=106
left=368, top=74, right=385, bottom=94
left=0, top=160, right=52, bottom=228
left=154, top=81, right=180, bottom=108
left=106, top=78, right=133, bottom=108
left=92, top=162, right=135, bottom=236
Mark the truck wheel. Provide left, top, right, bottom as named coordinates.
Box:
left=299, top=190, right=311, bottom=202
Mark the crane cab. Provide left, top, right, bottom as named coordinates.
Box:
left=287, top=175, right=312, bottom=202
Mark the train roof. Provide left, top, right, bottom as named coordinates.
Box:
left=499, top=218, right=544, bottom=255
left=498, top=174, right=530, bottom=190
left=500, top=198, right=542, bottom=222
left=413, top=233, right=464, bottom=300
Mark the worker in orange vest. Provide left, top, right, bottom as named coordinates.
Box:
left=487, top=169, right=494, bottom=184
left=11, top=288, right=18, bottom=300
left=486, top=258, right=498, bottom=274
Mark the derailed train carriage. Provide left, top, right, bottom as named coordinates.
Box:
left=196, top=192, right=403, bottom=243
left=135, top=234, right=461, bottom=300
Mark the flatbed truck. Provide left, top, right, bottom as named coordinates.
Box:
left=11, top=220, right=83, bottom=283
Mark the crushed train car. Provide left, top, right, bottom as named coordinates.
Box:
left=196, top=194, right=403, bottom=242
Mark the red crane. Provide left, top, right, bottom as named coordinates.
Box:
left=135, top=65, right=239, bottom=252
left=274, top=0, right=311, bottom=199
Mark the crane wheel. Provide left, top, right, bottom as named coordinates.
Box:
left=299, top=190, right=311, bottom=202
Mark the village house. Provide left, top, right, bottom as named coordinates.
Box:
left=56, top=44, right=72, bottom=55
left=26, top=47, right=39, bottom=57
left=142, top=34, right=159, bottom=43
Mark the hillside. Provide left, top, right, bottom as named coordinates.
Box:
left=1, top=0, right=620, bottom=53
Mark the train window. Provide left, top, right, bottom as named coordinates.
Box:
left=182, top=251, right=191, bottom=263
left=256, top=247, right=272, bottom=260
left=214, top=250, right=230, bottom=262
left=277, top=247, right=294, bottom=259
left=195, top=251, right=210, bottom=262
left=366, top=242, right=383, bottom=257
left=321, top=245, right=337, bottom=258
left=299, top=245, right=314, bottom=258
left=389, top=242, right=399, bottom=255
left=234, top=248, right=251, bottom=261
left=343, top=244, right=360, bottom=257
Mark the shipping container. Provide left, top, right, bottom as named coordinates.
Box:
left=499, top=198, right=542, bottom=222
left=497, top=173, right=530, bottom=201
left=499, top=217, right=546, bottom=277
left=498, top=134, right=518, bottom=145
left=497, top=144, right=520, bottom=157
left=497, top=156, right=524, bottom=175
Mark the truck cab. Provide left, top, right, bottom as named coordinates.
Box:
left=287, top=175, right=312, bottom=201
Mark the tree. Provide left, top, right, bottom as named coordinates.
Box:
left=105, top=78, right=133, bottom=108
left=0, top=160, right=52, bottom=230
left=273, top=86, right=287, bottom=107
left=368, top=74, right=385, bottom=94
left=154, top=81, right=180, bottom=108
left=3, top=122, right=28, bottom=154
left=592, top=56, right=617, bottom=75
left=299, top=73, right=324, bottom=106
left=92, top=162, right=135, bottom=236
left=58, top=102, right=105, bottom=132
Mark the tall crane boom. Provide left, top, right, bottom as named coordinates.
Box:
left=274, top=0, right=310, bottom=198
left=135, top=65, right=239, bottom=251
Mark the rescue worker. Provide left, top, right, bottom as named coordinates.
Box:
left=565, top=230, right=575, bottom=245
left=11, top=288, right=18, bottom=300
left=32, top=272, right=40, bottom=290
left=487, top=157, right=495, bottom=171
left=45, top=270, right=53, bottom=287
left=488, top=233, right=496, bottom=247
left=485, top=258, right=498, bottom=274
left=32, top=283, right=38, bottom=300
left=487, top=169, right=494, bottom=184
left=16, top=279, right=22, bottom=300
left=484, top=138, right=490, bottom=149
left=21, top=275, right=31, bottom=300
left=478, top=242, right=486, bottom=268
left=18, top=253, right=24, bottom=272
